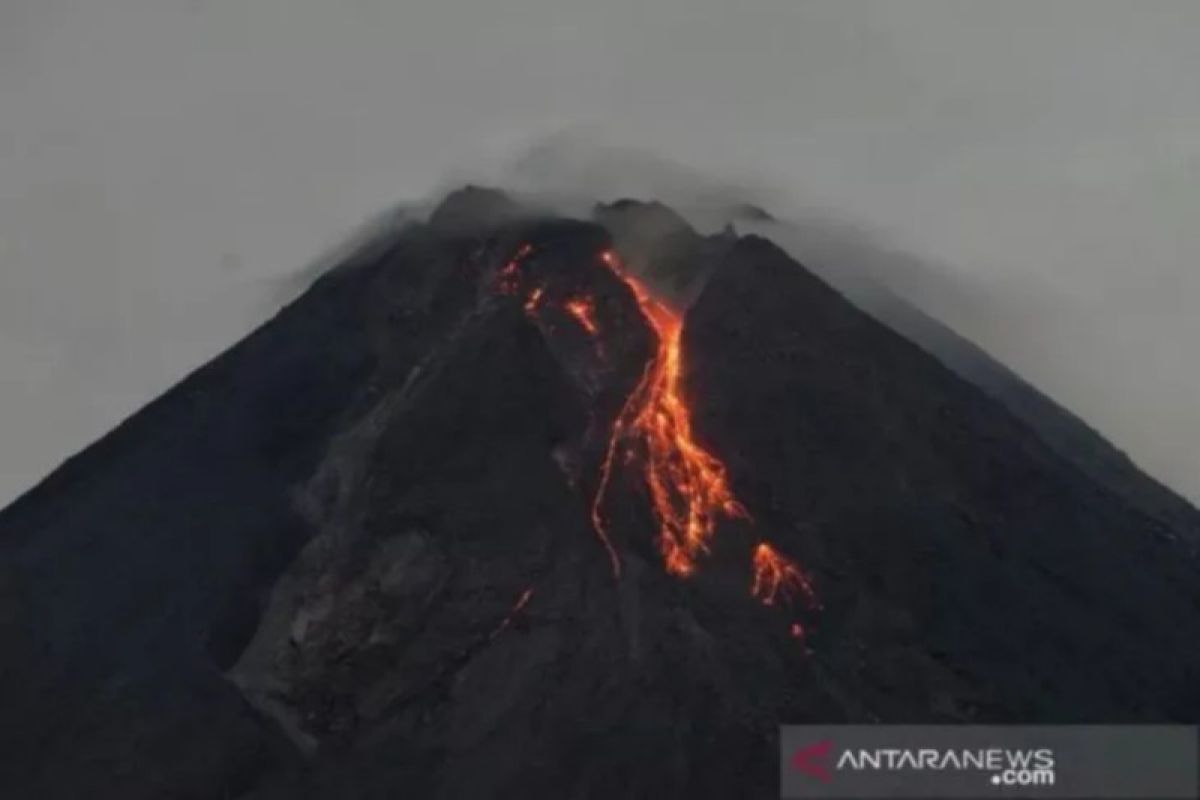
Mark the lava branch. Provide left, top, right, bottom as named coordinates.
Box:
left=501, top=246, right=602, bottom=339
left=495, top=243, right=818, bottom=622
left=589, top=361, right=650, bottom=579
left=498, top=242, right=534, bottom=294
left=564, top=297, right=599, bottom=336
left=592, top=250, right=755, bottom=579
left=488, top=587, right=535, bottom=641
left=751, top=541, right=817, bottom=608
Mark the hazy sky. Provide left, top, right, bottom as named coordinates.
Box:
left=2, top=0, right=1198, bottom=506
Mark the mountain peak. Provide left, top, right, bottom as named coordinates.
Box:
left=2, top=188, right=1197, bottom=799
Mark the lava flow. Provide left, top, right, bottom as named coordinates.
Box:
left=751, top=542, right=817, bottom=607
left=498, top=243, right=816, bottom=618
left=564, top=298, right=599, bottom=336
left=488, top=587, right=535, bottom=641
left=591, top=249, right=752, bottom=580
left=591, top=249, right=817, bottom=618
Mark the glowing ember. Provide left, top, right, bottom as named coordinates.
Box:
left=565, top=297, right=600, bottom=336
left=592, top=249, right=751, bottom=579
left=508, top=586, right=534, bottom=616
left=498, top=243, right=534, bottom=294
left=524, top=287, right=544, bottom=314
left=489, top=587, right=534, bottom=640
left=751, top=542, right=815, bottom=607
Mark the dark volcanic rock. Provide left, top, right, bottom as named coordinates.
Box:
left=0, top=248, right=386, bottom=797
left=1, top=190, right=1198, bottom=799
left=593, top=198, right=732, bottom=302
left=683, top=235, right=1200, bottom=722
left=428, top=185, right=526, bottom=234
left=867, top=288, right=1200, bottom=536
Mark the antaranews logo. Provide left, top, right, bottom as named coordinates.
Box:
left=790, top=740, right=834, bottom=783
left=793, top=742, right=1055, bottom=788
left=779, top=725, right=1198, bottom=799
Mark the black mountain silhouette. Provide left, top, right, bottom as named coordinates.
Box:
left=1, top=188, right=1197, bottom=799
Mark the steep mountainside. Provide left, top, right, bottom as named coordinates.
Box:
left=1, top=189, right=1197, bottom=799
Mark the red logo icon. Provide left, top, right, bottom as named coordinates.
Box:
left=791, top=740, right=834, bottom=783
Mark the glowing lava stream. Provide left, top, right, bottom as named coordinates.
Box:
left=592, top=250, right=792, bottom=590
left=499, top=243, right=815, bottom=617
left=564, top=298, right=599, bottom=336
left=751, top=542, right=817, bottom=607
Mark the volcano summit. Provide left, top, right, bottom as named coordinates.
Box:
left=1, top=188, right=1198, bottom=799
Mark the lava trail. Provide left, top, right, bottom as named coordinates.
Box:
left=751, top=542, right=817, bottom=607
left=565, top=298, right=599, bottom=336
left=592, top=250, right=794, bottom=591
left=499, top=243, right=816, bottom=617
left=488, top=587, right=535, bottom=641
left=590, top=250, right=749, bottom=578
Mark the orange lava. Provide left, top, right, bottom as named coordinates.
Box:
left=592, top=249, right=751, bottom=579
left=565, top=297, right=600, bottom=335
left=751, top=542, right=815, bottom=607
left=498, top=243, right=818, bottom=623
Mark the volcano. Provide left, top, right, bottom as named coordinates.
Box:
left=1, top=187, right=1198, bottom=799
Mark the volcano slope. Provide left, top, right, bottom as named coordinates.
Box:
left=1, top=188, right=1198, bottom=799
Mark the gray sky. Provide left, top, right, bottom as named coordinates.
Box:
left=2, top=0, right=1198, bottom=506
